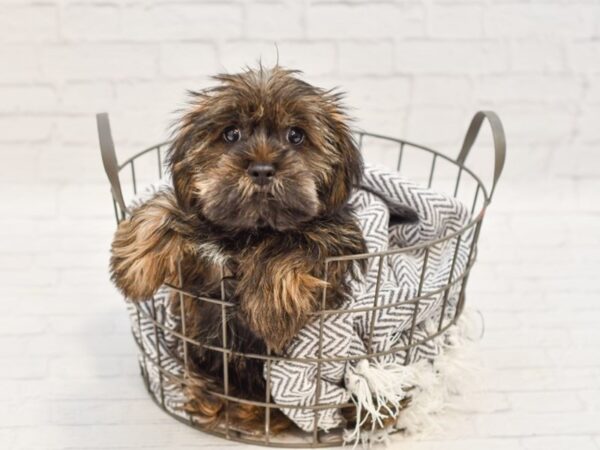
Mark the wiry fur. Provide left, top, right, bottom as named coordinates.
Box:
left=110, top=66, right=367, bottom=434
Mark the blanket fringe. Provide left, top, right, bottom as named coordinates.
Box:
left=343, top=308, right=483, bottom=447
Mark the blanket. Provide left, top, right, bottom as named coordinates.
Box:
left=266, top=166, right=474, bottom=435
left=125, top=165, right=477, bottom=441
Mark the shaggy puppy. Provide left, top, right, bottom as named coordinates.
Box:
left=110, top=66, right=367, bottom=433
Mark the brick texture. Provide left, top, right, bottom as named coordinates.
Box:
left=0, top=1, right=599, bottom=449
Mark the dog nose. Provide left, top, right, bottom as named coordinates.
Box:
left=247, top=162, right=275, bottom=186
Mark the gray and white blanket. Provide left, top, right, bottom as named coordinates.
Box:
left=266, top=166, right=473, bottom=432
left=126, top=165, right=474, bottom=435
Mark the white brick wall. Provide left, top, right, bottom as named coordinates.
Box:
left=0, top=1, right=599, bottom=449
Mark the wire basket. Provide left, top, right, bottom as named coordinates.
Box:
left=97, top=111, right=505, bottom=447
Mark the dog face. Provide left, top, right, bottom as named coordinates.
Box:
left=168, top=67, right=363, bottom=231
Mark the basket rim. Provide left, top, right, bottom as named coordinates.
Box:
left=115, top=131, right=490, bottom=262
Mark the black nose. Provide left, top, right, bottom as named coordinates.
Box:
left=247, top=162, right=275, bottom=186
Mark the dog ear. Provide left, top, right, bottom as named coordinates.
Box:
left=167, top=93, right=209, bottom=211
left=321, top=99, right=364, bottom=212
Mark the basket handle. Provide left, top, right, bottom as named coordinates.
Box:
left=96, top=112, right=128, bottom=216
left=456, top=111, right=506, bottom=199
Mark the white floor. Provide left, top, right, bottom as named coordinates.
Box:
left=1, top=178, right=599, bottom=450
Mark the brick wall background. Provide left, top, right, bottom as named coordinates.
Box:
left=1, top=1, right=599, bottom=449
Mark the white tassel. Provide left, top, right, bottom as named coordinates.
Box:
left=343, top=309, right=484, bottom=445
left=355, top=360, right=411, bottom=419
left=344, top=366, right=384, bottom=447
left=435, top=310, right=484, bottom=400
left=344, top=359, right=416, bottom=446
left=395, top=309, right=484, bottom=437
left=395, top=360, right=444, bottom=437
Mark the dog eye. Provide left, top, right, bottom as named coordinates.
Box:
left=223, top=126, right=241, bottom=143
left=287, top=127, right=305, bottom=145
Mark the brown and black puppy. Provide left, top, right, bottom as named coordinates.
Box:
left=110, top=66, right=367, bottom=433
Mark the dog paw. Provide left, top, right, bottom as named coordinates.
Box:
left=237, top=253, right=326, bottom=352
left=109, top=190, right=186, bottom=301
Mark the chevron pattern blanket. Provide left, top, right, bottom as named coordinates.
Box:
left=266, top=166, right=473, bottom=434
left=126, top=165, right=475, bottom=440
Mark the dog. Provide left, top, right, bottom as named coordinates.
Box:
left=110, top=66, right=368, bottom=433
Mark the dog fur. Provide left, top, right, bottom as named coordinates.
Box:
left=110, top=66, right=367, bottom=433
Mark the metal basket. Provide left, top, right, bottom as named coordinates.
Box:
left=97, top=111, right=505, bottom=447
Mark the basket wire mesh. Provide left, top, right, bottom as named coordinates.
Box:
left=97, top=111, right=505, bottom=447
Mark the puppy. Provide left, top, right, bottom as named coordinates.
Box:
left=110, top=66, right=367, bottom=433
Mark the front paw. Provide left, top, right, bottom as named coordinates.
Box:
left=110, top=250, right=170, bottom=301
left=110, top=214, right=180, bottom=301
left=238, top=262, right=326, bottom=353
